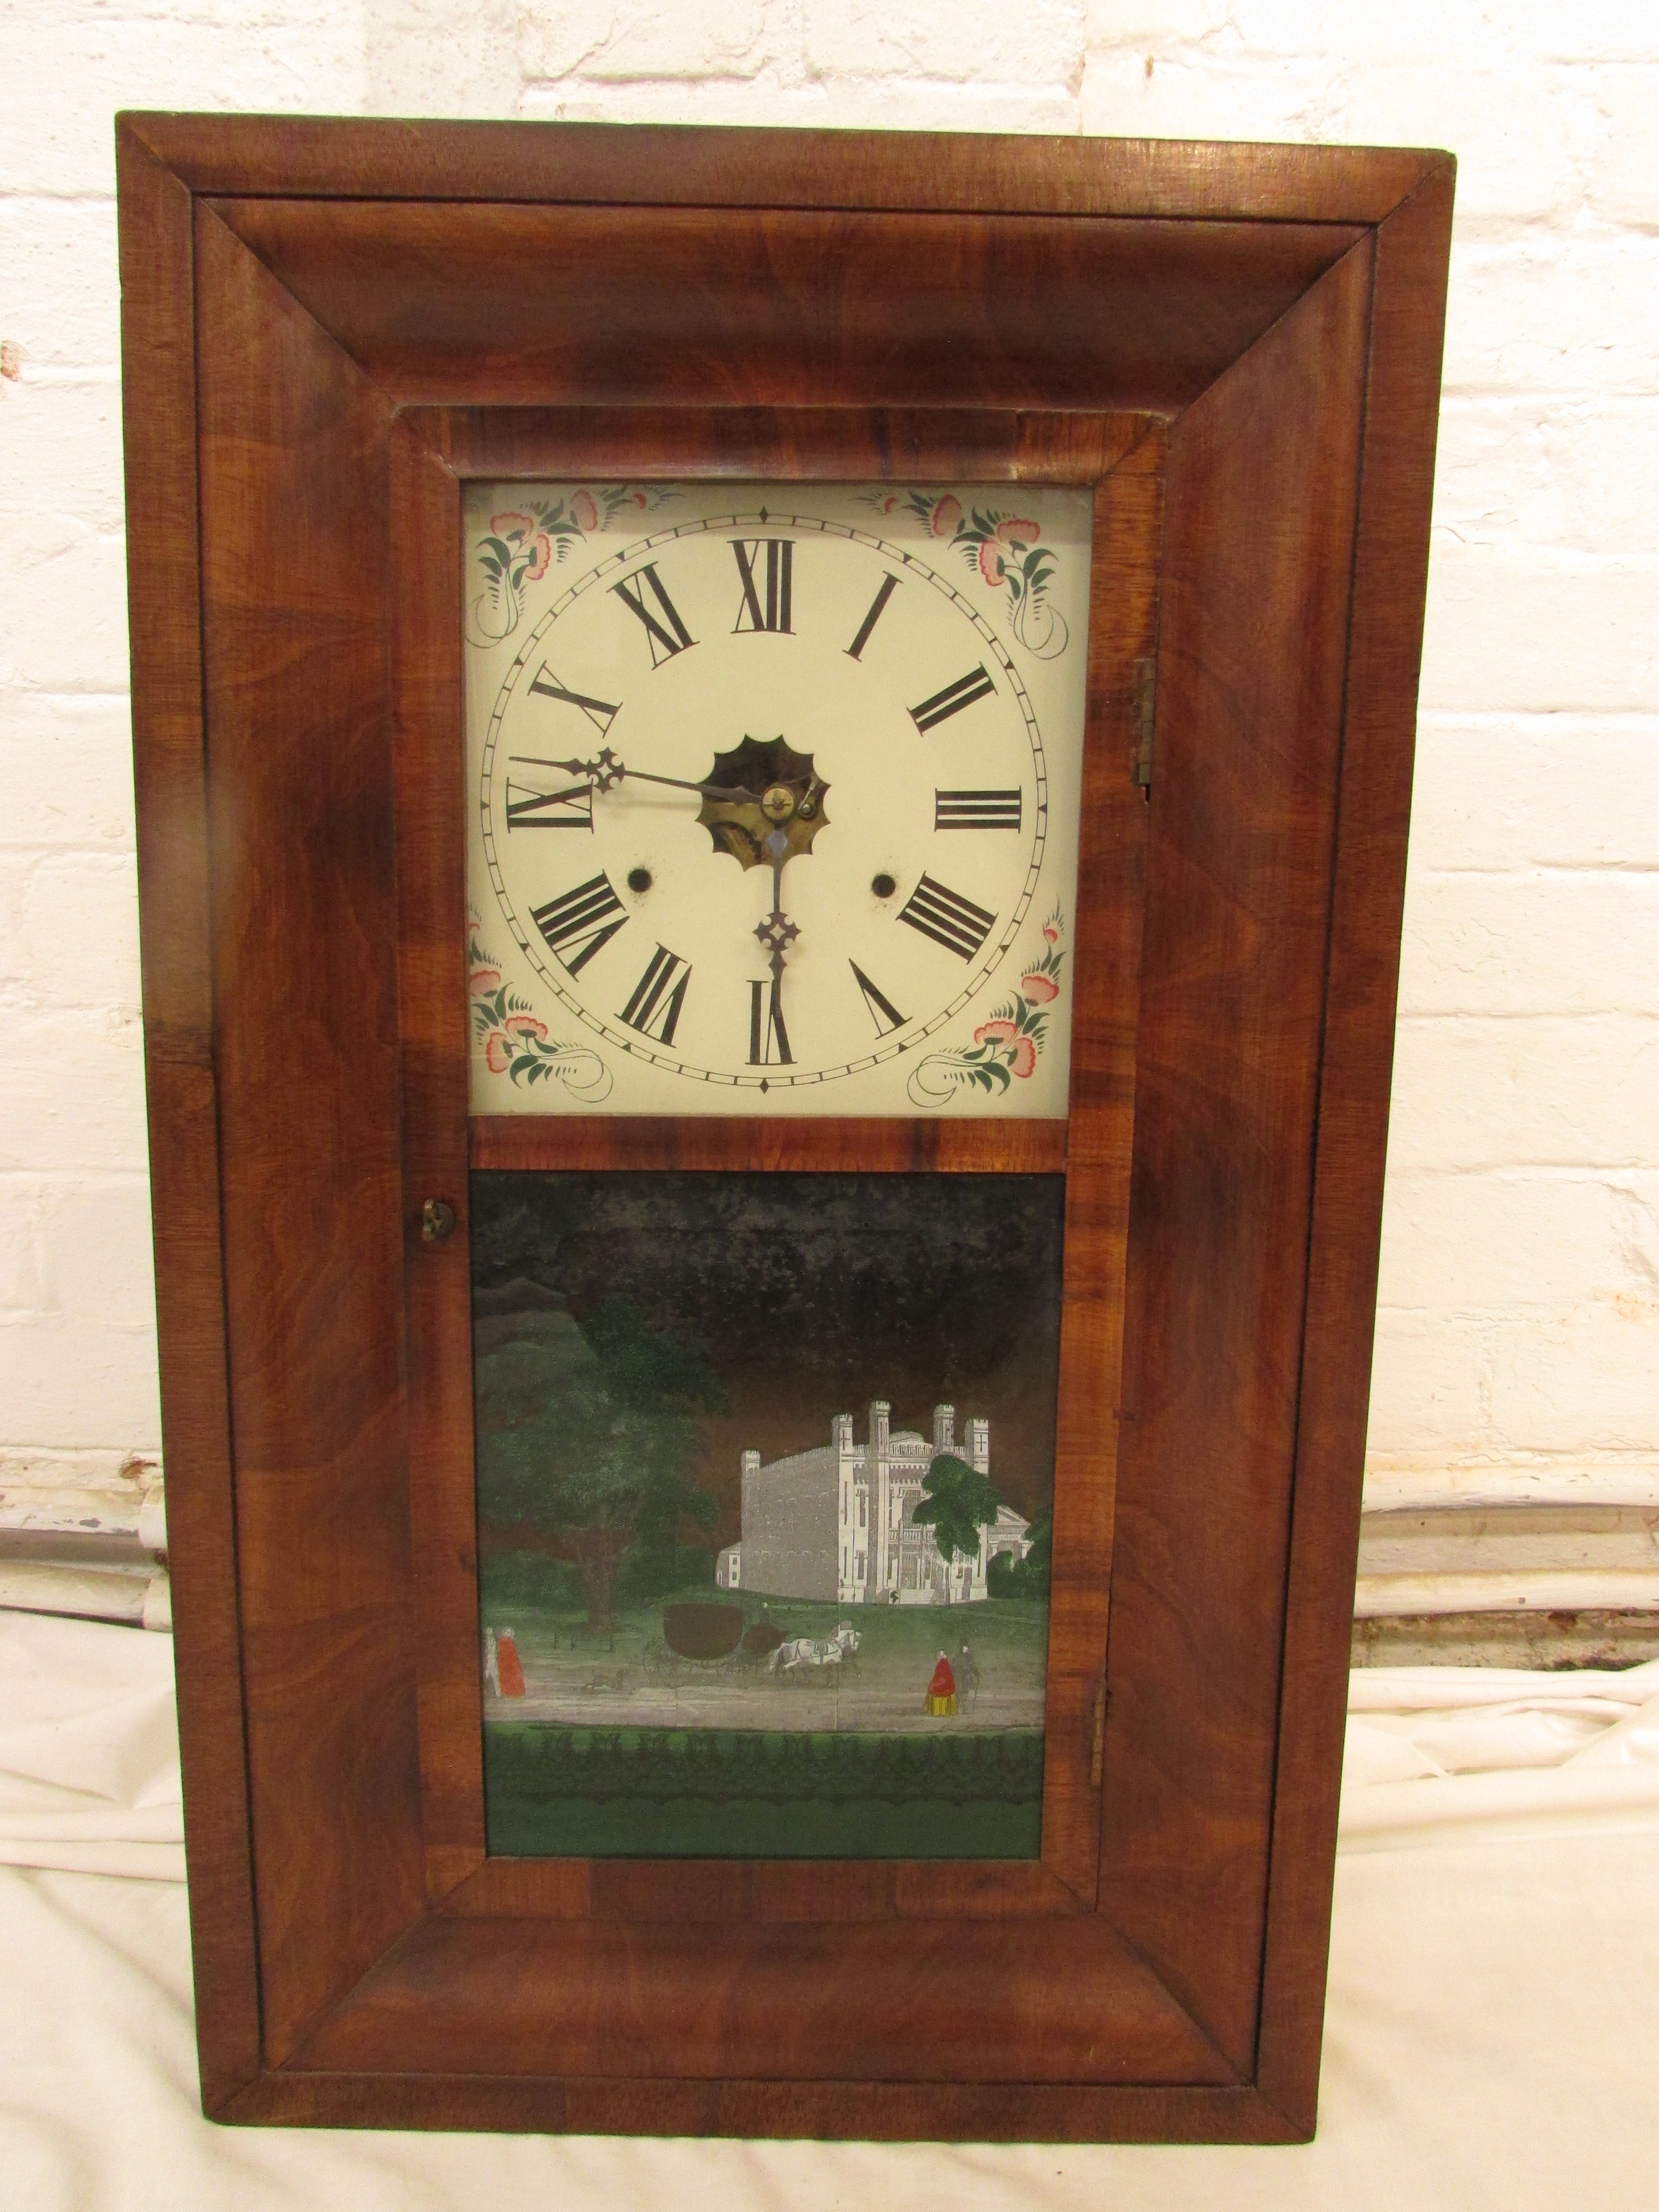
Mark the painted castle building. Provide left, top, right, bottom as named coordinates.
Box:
left=724, top=1402, right=1032, bottom=1606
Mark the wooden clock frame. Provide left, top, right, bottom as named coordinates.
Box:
left=116, top=116, right=1453, bottom=2141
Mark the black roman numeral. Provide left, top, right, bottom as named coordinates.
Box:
left=525, top=667, right=618, bottom=733
left=505, top=777, right=595, bottom=832
left=530, top=873, right=628, bottom=975
left=845, top=573, right=900, bottom=661
left=897, top=875, right=997, bottom=962
left=732, top=539, right=793, bottom=634
left=748, top=978, right=793, bottom=1064
left=849, top=961, right=908, bottom=1037
left=612, top=564, right=696, bottom=666
left=620, top=944, right=691, bottom=1046
left=911, top=665, right=996, bottom=733
left=935, top=788, right=1022, bottom=832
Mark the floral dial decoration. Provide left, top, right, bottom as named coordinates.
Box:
left=906, top=909, right=1067, bottom=1107
left=468, top=485, right=680, bottom=645
left=469, top=914, right=613, bottom=1101
left=860, top=489, right=1069, bottom=660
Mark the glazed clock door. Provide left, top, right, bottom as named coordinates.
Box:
left=464, top=482, right=1091, bottom=1117
left=455, top=472, right=1123, bottom=1868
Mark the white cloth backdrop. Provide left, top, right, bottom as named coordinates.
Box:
left=2, top=1610, right=1656, bottom=2207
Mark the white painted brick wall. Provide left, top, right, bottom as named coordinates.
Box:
left=0, top=3, right=1653, bottom=1520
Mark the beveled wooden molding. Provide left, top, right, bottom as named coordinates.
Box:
left=117, top=125, right=263, bottom=2115
left=203, top=197, right=1370, bottom=414
left=118, top=115, right=1454, bottom=2141
left=217, top=2070, right=1306, bottom=2142
left=124, top=112, right=1445, bottom=223
left=414, top=403, right=1152, bottom=489
left=1256, top=157, right=1454, bottom=2128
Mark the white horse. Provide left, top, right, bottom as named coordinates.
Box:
left=768, top=1622, right=861, bottom=1673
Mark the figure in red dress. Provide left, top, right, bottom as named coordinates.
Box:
left=923, top=1650, right=957, bottom=1718
left=496, top=1627, right=526, bottom=1697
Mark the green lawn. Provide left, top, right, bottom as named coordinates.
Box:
left=478, top=1571, right=1053, bottom=1858
left=483, top=1722, right=1046, bottom=1858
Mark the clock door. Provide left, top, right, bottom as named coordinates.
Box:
left=449, top=473, right=1135, bottom=1869
left=399, top=426, right=1159, bottom=1896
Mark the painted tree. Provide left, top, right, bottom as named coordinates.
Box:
left=912, top=1451, right=1004, bottom=1569
left=988, top=1504, right=1052, bottom=1599
left=474, top=1293, right=724, bottom=1631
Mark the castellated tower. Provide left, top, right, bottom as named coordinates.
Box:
left=967, top=1417, right=990, bottom=1473
left=933, top=1403, right=955, bottom=1452
left=832, top=1415, right=856, bottom=1597
left=739, top=1449, right=762, bottom=1539
left=869, top=1400, right=892, bottom=1603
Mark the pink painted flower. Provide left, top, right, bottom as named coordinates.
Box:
left=632, top=490, right=649, bottom=507
left=1021, top=973, right=1060, bottom=1003
left=522, top=532, right=553, bottom=581
left=469, top=966, right=501, bottom=995
left=484, top=1031, right=512, bottom=1073
left=976, top=1017, right=1036, bottom=1077
left=997, top=516, right=1039, bottom=547
left=978, top=539, right=1009, bottom=587
left=570, top=489, right=600, bottom=532
left=1043, top=924, right=1059, bottom=943
left=490, top=509, right=534, bottom=541
left=504, top=1014, right=548, bottom=1042
left=878, top=493, right=901, bottom=513
left=929, top=494, right=962, bottom=538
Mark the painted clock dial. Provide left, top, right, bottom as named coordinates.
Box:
left=464, top=482, right=1091, bottom=1116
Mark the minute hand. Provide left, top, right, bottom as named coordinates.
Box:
left=510, top=754, right=761, bottom=804
left=620, top=766, right=764, bottom=803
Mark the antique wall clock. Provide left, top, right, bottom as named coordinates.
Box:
left=117, top=118, right=1453, bottom=2140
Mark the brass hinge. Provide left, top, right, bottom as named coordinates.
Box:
left=1132, top=656, right=1156, bottom=796
left=1090, top=1680, right=1110, bottom=1788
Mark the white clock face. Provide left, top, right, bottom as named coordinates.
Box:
left=464, top=482, right=1091, bottom=1116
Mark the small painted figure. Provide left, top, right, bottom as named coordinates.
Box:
left=957, top=1641, right=981, bottom=1715
left=924, top=1650, right=957, bottom=1718
left=496, top=1627, right=526, bottom=1697
left=482, top=1625, right=501, bottom=1695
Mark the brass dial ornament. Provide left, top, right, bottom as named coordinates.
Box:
left=697, top=735, right=828, bottom=871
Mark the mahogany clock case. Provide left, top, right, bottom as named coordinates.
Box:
left=116, top=118, right=1453, bottom=2141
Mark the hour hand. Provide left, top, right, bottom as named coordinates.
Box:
left=754, top=907, right=800, bottom=972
